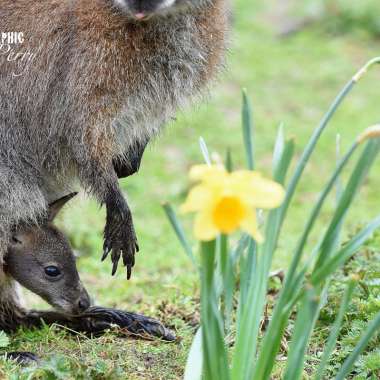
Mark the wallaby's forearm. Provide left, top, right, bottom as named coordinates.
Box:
left=76, top=156, right=138, bottom=277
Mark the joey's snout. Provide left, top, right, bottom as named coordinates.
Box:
left=48, top=282, right=91, bottom=315
left=56, top=286, right=91, bottom=315
left=69, top=285, right=91, bottom=315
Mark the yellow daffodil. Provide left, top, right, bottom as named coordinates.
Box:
left=181, top=164, right=285, bottom=242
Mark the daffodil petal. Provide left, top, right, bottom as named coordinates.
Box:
left=194, top=210, right=219, bottom=241
left=240, top=209, right=264, bottom=244
left=250, top=178, right=285, bottom=208
left=231, top=170, right=263, bottom=180
left=189, top=164, right=226, bottom=182
left=230, top=172, right=285, bottom=209
left=228, top=171, right=263, bottom=198
left=180, top=184, right=215, bottom=213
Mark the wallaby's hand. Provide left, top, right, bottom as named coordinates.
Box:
left=102, top=205, right=139, bottom=278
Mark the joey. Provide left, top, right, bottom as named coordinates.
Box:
left=2, top=193, right=174, bottom=363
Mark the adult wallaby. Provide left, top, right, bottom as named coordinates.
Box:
left=0, top=0, right=227, bottom=277
left=2, top=193, right=174, bottom=362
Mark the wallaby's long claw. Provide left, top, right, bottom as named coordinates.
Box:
left=122, top=242, right=136, bottom=280
left=111, top=248, right=121, bottom=276
left=112, top=262, right=118, bottom=276
left=101, top=241, right=111, bottom=261
left=101, top=250, right=108, bottom=262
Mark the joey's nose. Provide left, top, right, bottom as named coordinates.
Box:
left=77, top=297, right=90, bottom=312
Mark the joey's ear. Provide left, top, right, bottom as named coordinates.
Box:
left=10, top=231, right=25, bottom=246
left=9, top=227, right=33, bottom=247
left=48, top=192, right=78, bottom=222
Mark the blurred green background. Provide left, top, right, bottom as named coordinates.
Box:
left=17, top=0, right=380, bottom=377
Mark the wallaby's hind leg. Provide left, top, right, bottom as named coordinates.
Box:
left=25, top=307, right=176, bottom=341
left=81, top=307, right=176, bottom=341
left=75, top=154, right=138, bottom=278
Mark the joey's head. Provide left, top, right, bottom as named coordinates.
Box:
left=5, top=193, right=91, bottom=316
left=112, top=0, right=211, bottom=20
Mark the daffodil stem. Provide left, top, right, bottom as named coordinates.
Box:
left=283, top=285, right=320, bottom=380
left=218, top=234, right=234, bottom=332
left=200, top=241, right=230, bottom=380
left=162, top=204, right=196, bottom=267
left=237, top=237, right=257, bottom=326
left=225, top=149, right=233, bottom=172
left=242, top=89, right=255, bottom=170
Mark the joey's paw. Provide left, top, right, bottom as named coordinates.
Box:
left=102, top=209, right=139, bottom=278
left=5, top=351, right=39, bottom=364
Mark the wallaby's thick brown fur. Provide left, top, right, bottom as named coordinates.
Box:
left=1, top=193, right=174, bottom=362
left=0, top=0, right=227, bottom=277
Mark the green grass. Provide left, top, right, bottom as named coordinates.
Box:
left=2, top=0, right=380, bottom=378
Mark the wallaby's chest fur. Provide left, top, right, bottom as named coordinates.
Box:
left=0, top=0, right=226, bottom=168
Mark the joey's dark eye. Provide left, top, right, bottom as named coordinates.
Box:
left=44, top=266, right=61, bottom=277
